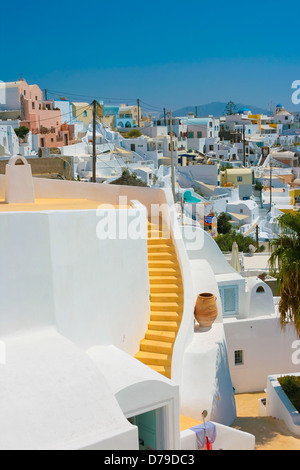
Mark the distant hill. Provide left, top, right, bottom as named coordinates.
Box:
left=172, top=102, right=270, bottom=117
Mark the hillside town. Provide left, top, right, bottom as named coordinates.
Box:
left=0, top=77, right=299, bottom=451
left=1, top=78, right=300, bottom=246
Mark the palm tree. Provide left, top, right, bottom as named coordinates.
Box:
left=269, top=211, right=300, bottom=335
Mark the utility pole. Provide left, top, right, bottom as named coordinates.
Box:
left=92, top=100, right=97, bottom=183
left=269, top=158, right=272, bottom=212
left=137, top=98, right=140, bottom=128
left=169, top=110, right=176, bottom=202
left=44, top=89, right=48, bottom=101
left=164, top=108, right=166, bottom=126
left=243, top=124, right=246, bottom=167
left=195, top=106, right=198, bottom=118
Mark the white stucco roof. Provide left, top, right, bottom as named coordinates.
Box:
left=87, top=345, right=174, bottom=393
left=228, top=212, right=249, bottom=221
left=228, top=199, right=257, bottom=210
left=0, top=328, right=134, bottom=450
left=87, top=345, right=179, bottom=417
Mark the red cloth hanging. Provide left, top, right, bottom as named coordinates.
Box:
left=206, top=436, right=213, bottom=450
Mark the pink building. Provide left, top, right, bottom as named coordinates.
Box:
left=2, top=79, right=75, bottom=148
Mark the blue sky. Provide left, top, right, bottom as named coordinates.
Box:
left=1, top=0, right=300, bottom=113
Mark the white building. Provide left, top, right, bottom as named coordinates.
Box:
left=272, top=105, right=295, bottom=125
left=0, top=125, right=19, bottom=156
left=180, top=218, right=300, bottom=395
left=226, top=188, right=259, bottom=226
left=120, top=134, right=177, bottom=167
left=1, top=153, right=298, bottom=450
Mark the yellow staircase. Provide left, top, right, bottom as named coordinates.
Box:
left=135, top=221, right=184, bottom=379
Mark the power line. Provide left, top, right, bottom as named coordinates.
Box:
left=47, top=89, right=137, bottom=103
left=21, top=103, right=90, bottom=126
left=139, top=99, right=164, bottom=112
left=46, top=89, right=165, bottom=114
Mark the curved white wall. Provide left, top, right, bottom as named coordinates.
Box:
left=0, top=205, right=151, bottom=356
left=49, top=207, right=150, bottom=354
left=244, top=277, right=275, bottom=318
left=0, top=212, right=55, bottom=335
left=178, top=225, right=236, bottom=425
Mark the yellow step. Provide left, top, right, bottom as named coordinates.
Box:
left=150, top=301, right=183, bottom=311
left=150, top=311, right=182, bottom=322
left=148, top=234, right=171, bottom=241
left=148, top=260, right=179, bottom=268
left=150, top=284, right=183, bottom=293
left=147, top=364, right=171, bottom=378
left=148, top=252, right=177, bottom=261
left=148, top=244, right=175, bottom=252
left=151, top=292, right=183, bottom=301
left=146, top=329, right=176, bottom=342
left=140, top=339, right=173, bottom=354
left=148, top=239, right=173, bottom=247
left=135, top=351, right=172, bottom=366
left=148, top=320, right=180, bottom=332
left=149, top=267, right=180, bottom=275
left=149, top=276, right=179, bottom=284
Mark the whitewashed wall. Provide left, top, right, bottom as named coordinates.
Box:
left=264, top=374, right=300, bottom=435
left=224, top=318, right=300, bottom=393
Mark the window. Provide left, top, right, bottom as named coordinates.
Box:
left=197, top=131, right=202, bottom=138
left=83, top=111, right=88, bottom=117
left=219, top=285, right=239, bottom=316
left=234, top=350, right=244, bottom=365
left=237, top=176, right=243, bottom=182
left=240, top=209, right=243, bottom=214
left=256, top=286, right=265, bottom=293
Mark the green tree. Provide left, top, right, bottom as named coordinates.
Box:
left=214, top=231, right=264, bottom=253
left=224, top=101, right=237, bottom=116
left=124, top=129, right=142, bottom=138
left=217, top=212, right=232, bottom=234
left=14, top=126, right=30, bottom=141
left=255, top=181, right=263, bottom=192
left=110, top=169, right=147, bottom=187
left=269, top=211, right=300, bottom=336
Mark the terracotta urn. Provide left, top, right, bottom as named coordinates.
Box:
left=194, top=293, right=218, bottom=328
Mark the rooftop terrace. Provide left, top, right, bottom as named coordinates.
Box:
left=0, top=198, right=129, bottom=212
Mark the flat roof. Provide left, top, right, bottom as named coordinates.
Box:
left=0, top=198, right=129, bottom=212
left=228, top=212, right=249, bottom=221
left=223, top=168, right=252, bottom=174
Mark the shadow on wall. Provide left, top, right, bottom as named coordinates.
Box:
left=211, top=337, right=236, bottom=426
